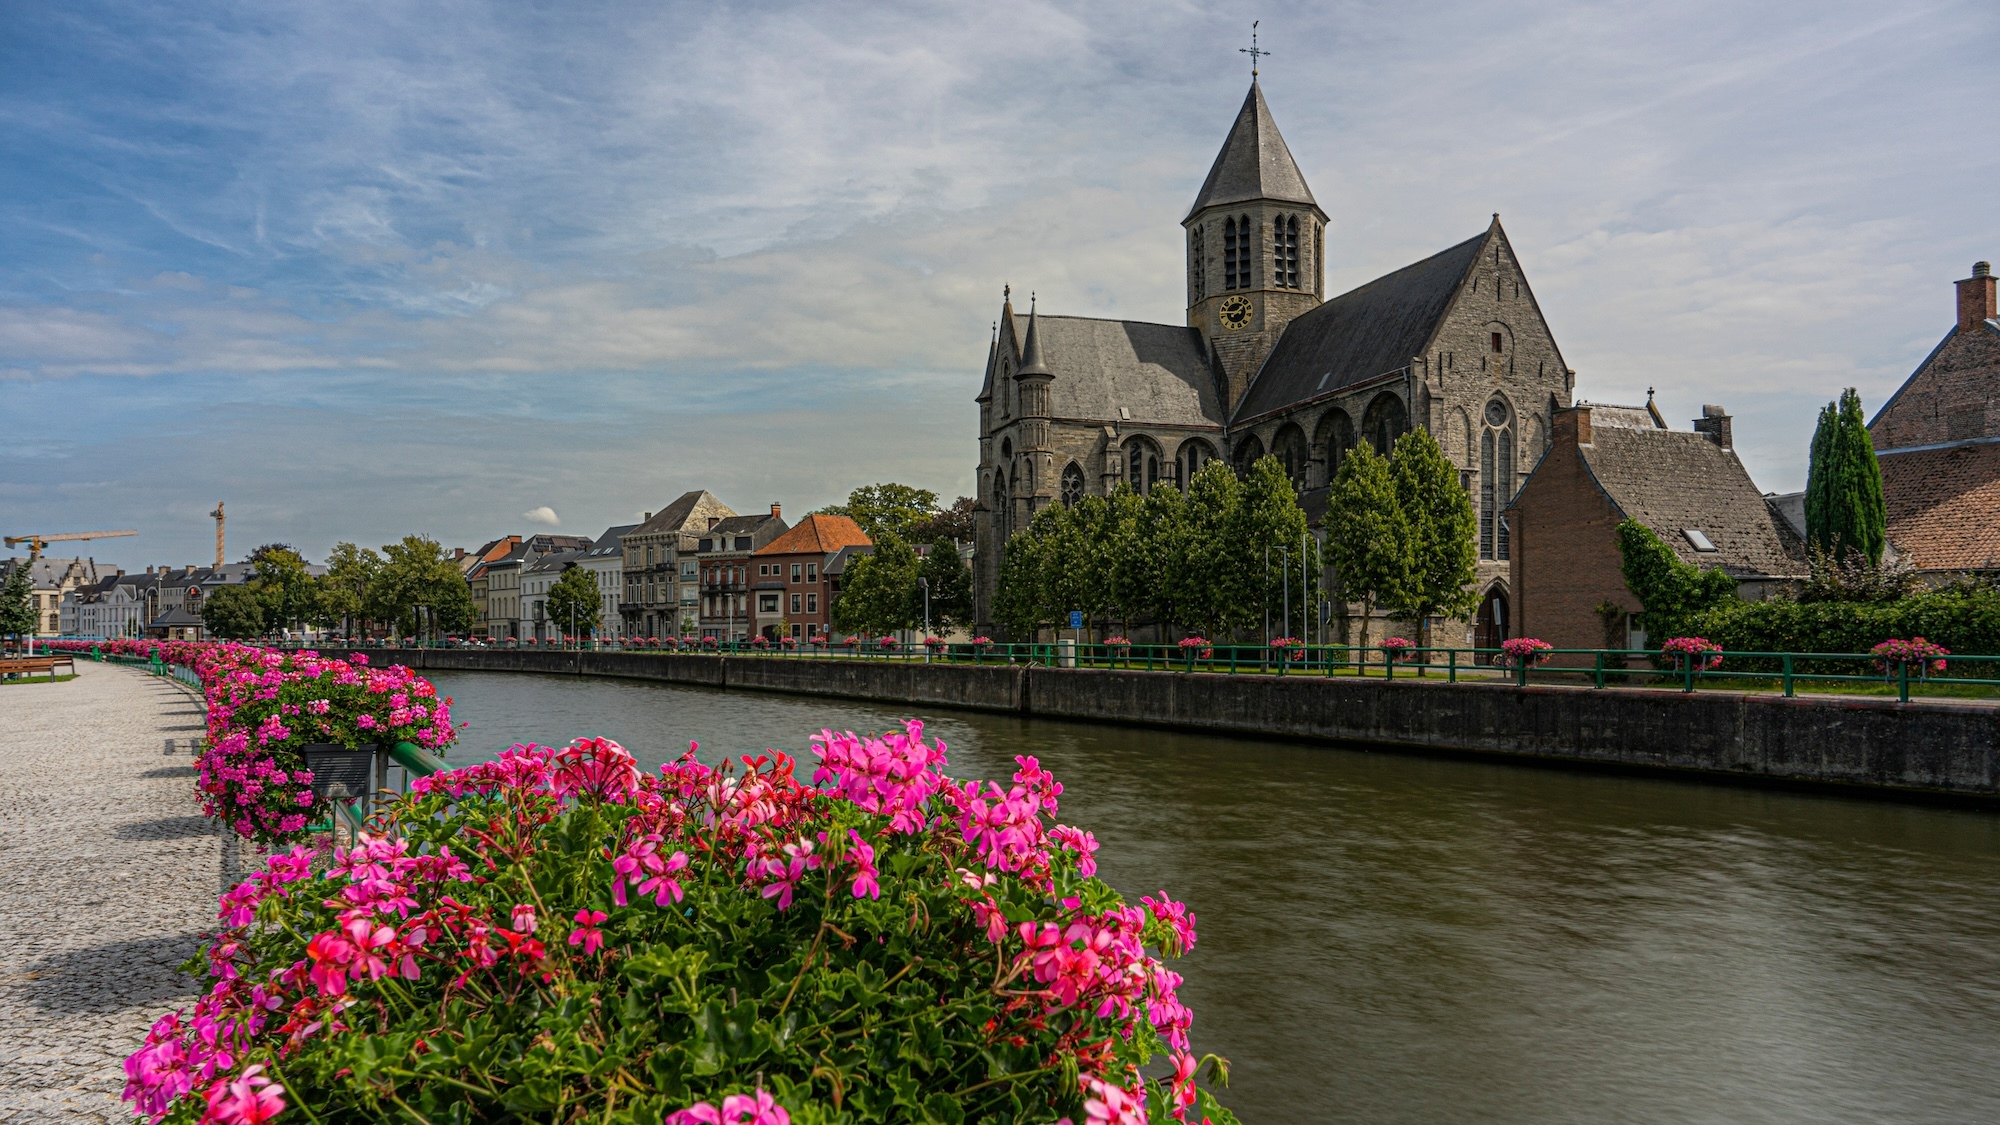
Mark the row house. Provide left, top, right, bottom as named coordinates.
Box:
left=479, top=534, right=590, bottom=640
left=522, top=549, right=588, bottom=641
left=463, top=537, right=524, bottom=638
left=0, top=555, right=101, bottom=638
left=620, top=491, right=737, bottom=639
left=748, top=514, right=874, bottom=641
left=577, top=525, right=637, bottom=641
left=696, top=506, right=789, bottom=641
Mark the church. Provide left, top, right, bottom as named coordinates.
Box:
left=972, top=80, right=1576, bottom=643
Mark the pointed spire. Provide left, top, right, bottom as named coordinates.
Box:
left=1016, top=293, right=1052, bottom=379
left=1187, top=82, right=1321, bottom=220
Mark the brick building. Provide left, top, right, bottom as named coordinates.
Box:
left=1869, top=261, right=2000, bottom=573
left=1506, top=402, right=1804, bottom=660
left=749, top=514, right=874, bottom=641
left=696, top=506, right=789, bottom=642
left=974, top=79, right=1575, bottom=643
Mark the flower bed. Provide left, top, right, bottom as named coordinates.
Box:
left=122, top=725, right=1237, bottom=1125
left=1661, top=636, right=1724, bottom=672
left=53, top=639, right=458, bottom=844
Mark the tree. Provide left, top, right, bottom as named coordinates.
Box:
left=369, top=535, right=478, bottom=638
left=201, top=584, right=270, bottom=640
left=1131, top=483, right=1193, bottom=635
left=0, top=564, right=36, bottom=639
left=1380, top=429, right=1479, bottom=649
left=909, top=496, right=977, bottom=545
left=833, top=533, right=922, bottom=637
left=1181, top=460, right=1244, bottom=638
left=316, top=542, right=382, bottom=636
left=1804, top=388, right=1887, bottom=565
left=251, top=546, right=317, bottom=634
left=917, top=539, right=974, bottom=632
left=1323, top=441, right=1410, bottom=652
left=545, top=563, right=602, bottom=640
left=819, top=483, right=940, bottom=543
left=1232, top=456, right=1315, bottom=640
left=1616, top=519, right=1738, bottom=643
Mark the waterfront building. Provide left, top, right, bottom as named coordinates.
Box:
left=0, top=556, right=100, bottom=640
left=577, top=524, right=638, bottom=642
left=621, top=491, right=738, bottom=639
left=1506, top=402, right=1804, bottom=657
left=973, top=80, right=1575, bottom=644
left=462, top=537, right=525, bottom=638
left=522, top=549, right=588, bottom=642
left=144, top=564, right=212, bottom=640
left=696, top=506, right=790, bottom=642
left=482, top=535, right=590, bottom=641
left=749, top=514, right=874, bottom=642
left=1869, top=261, right=2000, bottom=574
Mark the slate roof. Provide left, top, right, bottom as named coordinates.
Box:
left=525, top=550, right=584, bottom=576
left=757, top=514, right=873, bottom=557
left=630, top=491, right=733, bottom=539
left=584, top=525, right=639, bottom=560
left=1877, top=439, right=2000, bottom=571
left=1579, top=400, right=1666, bottom=430
left=1006, top=314, right=1221, bottom=427
left=824, top=544, right=874, bottom=576
left=1233, top=229, right=1488, bottom=422
left=1560, top=426, right=1805, bottom=578
left=1186, top=82, right=1321, bottom=219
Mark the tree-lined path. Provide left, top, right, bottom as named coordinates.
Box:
left=0, top=663, right=217, bottom=1122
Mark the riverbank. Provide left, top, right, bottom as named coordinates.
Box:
left=0, top=662, right=217, bottom=1120
left=371, top=648, right=2000, bottom=802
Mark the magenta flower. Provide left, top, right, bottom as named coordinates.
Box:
left=568, top=909, right=607, bottom=956
left=202, top=1062, right=285, bottom=1125
left=511, top=904, right=537, bottom=934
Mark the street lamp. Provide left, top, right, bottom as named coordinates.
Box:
left=918, top=576, right=930, bottom=659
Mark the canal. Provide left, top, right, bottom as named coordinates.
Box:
left=426, top=670, right=2000, bottom=1123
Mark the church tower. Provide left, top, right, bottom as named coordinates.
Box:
left=1184, top=81, right=1326, bottom=414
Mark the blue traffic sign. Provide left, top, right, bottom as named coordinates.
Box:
left=1069, top=610, right=1083, bottom=629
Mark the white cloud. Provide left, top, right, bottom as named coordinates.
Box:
left=522, top=506, right=560, bottom=526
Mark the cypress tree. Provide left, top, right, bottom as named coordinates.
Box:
left=1380, top=429, right=1479, bottom=649
left=1804, top=388, right=1887, bottom=565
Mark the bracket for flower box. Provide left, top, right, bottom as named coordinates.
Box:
left=303, top=743, right=380, bottom=803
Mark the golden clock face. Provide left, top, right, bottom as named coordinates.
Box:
left=1219, top=295, right=1253, bottom=331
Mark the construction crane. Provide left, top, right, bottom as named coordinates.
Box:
left=4, top=530, right=138, bottom=560
left=210, top=502, right=225, bottom=567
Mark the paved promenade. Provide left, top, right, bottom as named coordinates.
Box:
left=0, top=663, right=218, bottom=1123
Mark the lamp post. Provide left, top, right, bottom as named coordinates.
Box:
left=918, top=576, right=930, bottom=660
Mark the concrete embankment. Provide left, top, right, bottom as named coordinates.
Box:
left=376, top=648, right=2000, bottom=801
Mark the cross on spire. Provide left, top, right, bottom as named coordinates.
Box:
left=1240, top=20, right=1269, bottom=78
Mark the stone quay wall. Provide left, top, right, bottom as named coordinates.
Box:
left=376, top=649, right=2000, bottom=801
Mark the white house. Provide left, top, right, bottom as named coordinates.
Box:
left=578, top=524, right=638, bottom=642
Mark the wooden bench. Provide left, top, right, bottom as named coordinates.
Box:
left=0, top=654, right=76, bottom=680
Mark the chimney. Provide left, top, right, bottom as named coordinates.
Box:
left=644, top=511, right=653, bottom=521
left=770, top=502, right=782, bottom=520
left=1693, top=404, right=1733, bottom=450
left=1552, top=405, right=1592, bottom=446
left=1959, top=261, right=1996, bottom=332
left=707, top=517, right=721, bottom=530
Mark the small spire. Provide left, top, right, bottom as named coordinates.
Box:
left=1003, top=284, right=1011, bottom=301
left=1017, top=293, right=1052, bottom=379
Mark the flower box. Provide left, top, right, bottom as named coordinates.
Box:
left=300, top=743, right=378, bottom=803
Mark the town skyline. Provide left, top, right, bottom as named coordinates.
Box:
left=6, top=0, right=1998, bottom=572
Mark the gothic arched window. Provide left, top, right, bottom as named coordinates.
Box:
left=1362, top=392, right=1408, bottom=456
left=1320, top=409, right=1357, bottom=481
left=1275, top=215, right=1300, bottom=289
left=1060, top=463, right=1085, bottom=508
left=1178, top=439, right=1217, bottom=486
left=1273, top=423, right=1309, bottom=490
left=994, top=472, right=1010, bottom=540
left=1190, top=226, right=1206, bottom=300
left=1480, top=398, right=1514, bottom=561
left=1147, top=456, right=1160, bottom=492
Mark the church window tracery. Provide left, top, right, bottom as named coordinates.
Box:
left=1060, top=463, right=1085, bottom=508
left=1273, top=423, right=1309, bottom=489
left=1319, top=409, right=1356, bottom=480
left=1275, top=215, right=1300, bottom=289
left=1178, top=439, right=1217, bottom=486
left=1479, top=398, right=1514, bottom=561
left=1362, top=392, right=1408, bottom=456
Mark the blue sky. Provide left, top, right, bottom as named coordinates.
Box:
left=4, top=0, right=1997, bottom=570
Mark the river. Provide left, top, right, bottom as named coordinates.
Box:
left=425, top=669, right=2000, bottom=1123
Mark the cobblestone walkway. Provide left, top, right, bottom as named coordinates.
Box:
left=0, top=662, right=218, bottom=1123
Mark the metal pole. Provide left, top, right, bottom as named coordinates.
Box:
left=1281, top=545, right=1290, bottom=641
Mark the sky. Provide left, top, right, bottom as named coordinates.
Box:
left=4, top=0, right=1997, bottom=571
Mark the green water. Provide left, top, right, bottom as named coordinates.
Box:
left=426, top=670, right=2000, bottom=1123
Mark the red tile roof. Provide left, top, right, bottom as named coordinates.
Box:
left=755, top=514, right=872, bottom=556
left=1878, top=440, right=2000, bottom=571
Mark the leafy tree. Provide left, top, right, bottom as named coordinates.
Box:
left=818, top=483, right=940, bottom=543
left=544, top=563, right=603, bottom=639
left=1133, top=483, right=1193, bottom=635
left=1804, top=388, right=1887, bottom=565
left=917, top=539, right=974, bottom=631
left=1181, top=460, right=1244, bottom=638
left=201, top=584, right=270, bottom=640
left=1099, top=485, right=1149, bottom=634
left=832, top=533, right=922, bottom=636
left=316, top=542, right=382, bottom=635
left=0, top=564, right=36, bottom=639
left=251, top=546, right=317, bottom=634
left=1323, top=441, right=1409, bottom=652
left=369, top=535, right=478, bottom=638
left=1232, top=456, right=1315, bottom=639
left=909, top=496, right=977, bottom=545
left=1616, top=519, right=1738, bottom=643
left=1380, top=429, right=1479, bottom=649
left=992, top=516, right=1053, bottom=638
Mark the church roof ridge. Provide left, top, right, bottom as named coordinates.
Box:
left=1186, top=81, right=1321, bottom=221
